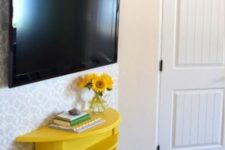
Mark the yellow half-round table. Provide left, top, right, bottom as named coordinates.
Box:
left=16, top=108, right=121, bottom=150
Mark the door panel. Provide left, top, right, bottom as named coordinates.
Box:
left=173, top=90, right=224, bottom=148
left=159, top=0, right=225, bottom=149
left=176, top=0, right=224, bottom=66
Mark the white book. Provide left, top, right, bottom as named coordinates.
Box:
left=56, top=112, right=88, bottom=121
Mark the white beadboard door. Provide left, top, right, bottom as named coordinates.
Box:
left=158, top=0, right=225, bottom=149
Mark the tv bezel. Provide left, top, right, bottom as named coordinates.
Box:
left=8, top=0, right=120, bottom=88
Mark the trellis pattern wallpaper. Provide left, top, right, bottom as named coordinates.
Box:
left=0, top=0, right=119, bottom=149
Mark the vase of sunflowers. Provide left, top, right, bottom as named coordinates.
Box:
left=77, top=73, right=113, bottom=113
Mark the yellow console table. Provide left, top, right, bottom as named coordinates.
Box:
left=16, top=108, right=121, bottom=150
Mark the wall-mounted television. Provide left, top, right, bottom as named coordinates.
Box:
left=9, top=0, right=119, bottom=87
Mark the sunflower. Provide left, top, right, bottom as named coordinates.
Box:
left=101, top=73, right=113, bottom=90
left=84, top=73, right=98, bottom=83
left=92, top=76, right=108, bottom=93
left=77, top=77, right=89, bottom=89
left=77, top=73, right=98, bottom=89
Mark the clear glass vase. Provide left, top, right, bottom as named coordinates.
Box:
left=88, top=93, right=108, bottom=113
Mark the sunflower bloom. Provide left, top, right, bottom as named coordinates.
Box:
left=101, top=73, right=113, bottom=90
left=92, top=76, right=108, bottom=93
left=84, top=73, right=98, bottom=83
left=77, top=77, right=89, bottom=89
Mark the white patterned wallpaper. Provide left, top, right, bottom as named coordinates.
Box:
left=0, top=0, right=119, bottom=150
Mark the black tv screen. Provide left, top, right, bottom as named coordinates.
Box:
left=9, top=0, right=119, bottom=87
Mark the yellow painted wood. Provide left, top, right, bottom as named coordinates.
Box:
left=86, top=134, right=119, bottom=150
left=35, top=142, right=63, bottom=150
left=63, top=130, right=112, bottom=149
left=16, top=108, right=121, bottom=150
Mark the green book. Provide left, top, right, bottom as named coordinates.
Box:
left=56, top=112, right=89, bottom=122
left=53, top=115, right=91, bottom=127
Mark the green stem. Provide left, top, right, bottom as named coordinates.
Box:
left=89, top=93, right=108, bottom=113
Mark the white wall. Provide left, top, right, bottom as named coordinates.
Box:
left=118, top=0, right=160, bottom=149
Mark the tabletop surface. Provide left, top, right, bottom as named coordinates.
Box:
left=16, top=108, right=121, bottom=143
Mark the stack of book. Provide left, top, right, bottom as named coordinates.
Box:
left=52, top=112, right=91, bottom=127
left=49, top=111, right=106, bottom=133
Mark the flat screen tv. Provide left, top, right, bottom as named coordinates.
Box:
left=9, top=0, right=119, bottom=87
